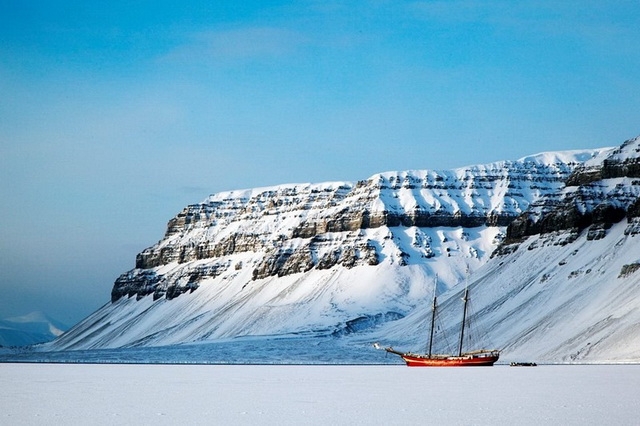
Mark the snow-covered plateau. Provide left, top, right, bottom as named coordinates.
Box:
left=12, top=135, right=640, bottom=364
left=1, top=364, right=639, bottom=425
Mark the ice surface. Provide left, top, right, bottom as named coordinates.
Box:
left=1, top=363, right=639, bottom=425
left=1, top=336, right=397, bottom=364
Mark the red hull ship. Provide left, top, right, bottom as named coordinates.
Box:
left=384, top=348, right=500, bottom=367
left=378, top=278, right=500, bottom=367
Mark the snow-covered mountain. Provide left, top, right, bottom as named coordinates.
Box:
left=0, top=312, right=68, bottom=347
left=47, top=146, right=618, bottom=354
left=371, top=136, right=640, bottom=362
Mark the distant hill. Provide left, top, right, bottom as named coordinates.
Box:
left=0, top=312, right=68, bottom=347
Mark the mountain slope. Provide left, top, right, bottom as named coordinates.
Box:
left=370, top=136, right=640, bottom=362
left=46, top=148, right=608, bottom=352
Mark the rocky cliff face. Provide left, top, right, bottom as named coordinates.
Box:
left=506, top=136, right=640, bottom=243
left=111, top=151, right=601, bottom=304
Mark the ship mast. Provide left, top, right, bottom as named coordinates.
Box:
left=458, top=285, right=470, bottom=357
left=427, top=275, right=438, bottom=357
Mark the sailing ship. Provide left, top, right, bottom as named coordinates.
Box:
left=378, top=276, right=500, bottom=367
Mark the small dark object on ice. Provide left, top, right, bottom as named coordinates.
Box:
left=510, top=362, right=537, bottom=367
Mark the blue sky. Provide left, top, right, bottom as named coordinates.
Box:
left=1, top=1, right=639, bottom=325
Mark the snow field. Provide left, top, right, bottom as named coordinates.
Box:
left=1, top=363, right=639, bottom=425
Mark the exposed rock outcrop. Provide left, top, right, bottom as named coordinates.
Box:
left=506, top=137, right=640, bottom=243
